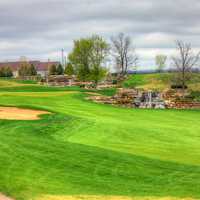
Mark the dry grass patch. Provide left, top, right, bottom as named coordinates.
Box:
left=0, top=107, right=50, bottom=120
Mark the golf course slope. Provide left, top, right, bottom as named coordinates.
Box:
left=0, top=82, right=200, bottom=200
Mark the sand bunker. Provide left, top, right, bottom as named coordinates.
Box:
left=0, top=107, right=50, bottom=120
left=0, top=194, right=14, bottom=200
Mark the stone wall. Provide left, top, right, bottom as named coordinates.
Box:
left=166, top=101, right=200, bottom=109
left=89, top=88, right=200, bottom=110
left=162, top=89, right=200, bottom=109
left=89, top=89, right=165, bottom=109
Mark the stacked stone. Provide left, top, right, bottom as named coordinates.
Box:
left=162, top=90, right=200, bottom=109
left=115, top=89, right=138, bottom=106
left=88, top=96, right=116, bottom=105
left=167, top=101, right=200, bottom=109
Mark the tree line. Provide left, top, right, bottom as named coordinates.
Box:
left=0, top=33, right=199, bottom=92
left=18, top=63, right=37, bottom=77
left=66, top=34, right=200, bottom=91
left=0, top=62, right=38, bottom=78
left=0, top=62, right=65, bottom=78
left=0, top=66, right=13, bottom=77
left=65, top=33, right=139, bottom=85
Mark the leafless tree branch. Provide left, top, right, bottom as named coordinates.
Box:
left=172, top=40, right=200, bottom=96
left=111, top=33, right=138, bottom=76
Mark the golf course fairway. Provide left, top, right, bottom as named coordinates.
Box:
left=0, top=85, right=199, bottom=200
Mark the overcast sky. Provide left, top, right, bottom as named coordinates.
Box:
left=0, top=0, right=200, bottom=69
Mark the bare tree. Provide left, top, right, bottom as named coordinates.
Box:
left=111, top=33, right=138, bottom=76
left=172, top=40, right=200, bottom=95
left=155, top=54, right=167, bottom=72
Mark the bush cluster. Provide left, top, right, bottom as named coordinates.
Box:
left=18, top=64, right=37, bottom=76
left=0, top=66, right=13, bottom=77
left=49, top=64, right=64, bottom=75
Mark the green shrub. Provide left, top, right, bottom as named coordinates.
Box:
left=112, top=80, right=118, bottom=85
left=0, top=66, right=13, bottom=77
left=188, top=91, right=200, bottom=102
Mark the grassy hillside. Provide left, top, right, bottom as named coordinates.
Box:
left=123, top=73, right=200, bottom=91
left=0, top=83, right=200, bottom=200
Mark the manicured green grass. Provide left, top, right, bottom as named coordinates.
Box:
left=0, top=79, right=116, bottom=96
left=123, top=74, right=149, bottom=88
left=0, top=84, right=200, bottom=200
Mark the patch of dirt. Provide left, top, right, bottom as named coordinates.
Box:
left=0, top=194, right=14, bottom=200
left=36, top=195, right=197, bottom=200
left=0, top=107, right=50, bottom=120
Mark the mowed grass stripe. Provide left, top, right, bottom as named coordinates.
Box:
left=0, top=85, right=199, bottom=200
left=1, top=91, right=199, bottom=166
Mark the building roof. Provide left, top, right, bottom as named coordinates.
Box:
left=0, top=61, right=60, bottom=71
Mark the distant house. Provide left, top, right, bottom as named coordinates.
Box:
left=0, top=61, right=60, bottom=77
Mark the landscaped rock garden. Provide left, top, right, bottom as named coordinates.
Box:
left=89, top=88, right=166, bottom=109
left=89, top=88, right=200, bottom=109
left=163, top=89, right=200, bottom=109
left=40, top=75, right=75, bottom=86
left=40, top=75, right=94, bottom=87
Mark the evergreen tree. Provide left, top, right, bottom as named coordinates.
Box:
left=57, top=64, right=64, bottom=75
left=29, top=64, right=37, bottom=76
left=65, top=62, right=74, bottom=76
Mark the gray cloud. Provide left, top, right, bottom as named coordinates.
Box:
left=0, top=0, right=200, bottom=68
